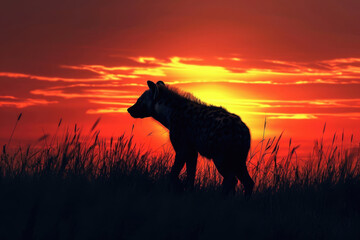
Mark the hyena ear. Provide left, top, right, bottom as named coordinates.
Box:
left=156, top=81, right=165, bottom=86
left=147, top=80, right=159, bottom=100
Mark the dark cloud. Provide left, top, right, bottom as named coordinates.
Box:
left=1, top=0, right=360, bottom=75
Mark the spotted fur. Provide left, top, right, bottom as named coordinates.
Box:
left=127, top=81, right=254, bottom=197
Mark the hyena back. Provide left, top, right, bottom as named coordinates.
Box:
left=127, top=81, right=254, bottom=197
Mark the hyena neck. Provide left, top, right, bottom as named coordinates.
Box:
left=152, top=102, right=173, bottom=129
left=152, top=86, right=199, bottom=129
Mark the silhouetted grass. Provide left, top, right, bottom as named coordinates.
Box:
left=1, top=120, right=360, bottom=240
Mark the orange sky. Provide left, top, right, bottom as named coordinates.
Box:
left=1, top=0, right=359, bottom=155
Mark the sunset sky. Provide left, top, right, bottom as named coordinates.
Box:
left=1, top=0, right=359, bottom=154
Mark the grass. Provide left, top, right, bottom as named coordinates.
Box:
left=1, top=118, right=360, bottom=240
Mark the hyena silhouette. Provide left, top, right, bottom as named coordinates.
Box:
left=127, top=81, right=254, bottom=197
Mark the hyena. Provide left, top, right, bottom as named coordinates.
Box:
left=127, top=81, right=255, bottom=197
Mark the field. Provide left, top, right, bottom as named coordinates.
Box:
left=1, top=120, right=360, bottom=240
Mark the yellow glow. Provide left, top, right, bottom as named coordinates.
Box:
left=163, top=57, right=233, bottom=81
left=184, top=84, right=255, bottom=122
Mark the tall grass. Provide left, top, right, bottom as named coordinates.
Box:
left=1, top=127, right=172, bottom=183
left=1, top=120, right=359, bottom=194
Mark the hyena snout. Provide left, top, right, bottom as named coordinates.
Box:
left=127, top=105, right=138, bottom=118
left=127, top=103, right=149, bottom=119
left=127, top=105, right=134, bottom=114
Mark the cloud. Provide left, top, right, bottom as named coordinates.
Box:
left=86, top=107, right=128, bottom=114
left=1, top=56, right=360, bottom=86
left=89, top=100, right=133, bottom=106
left=30, top=89, right=137, bottom=99
left=1, top=56, right=360, bottom=124
left=0, top=72, right=102, bottom=82
left=0, top=96, right=57, bottom=108
left=240, top=98, right=360, bottom=108
left=245, top=111, right=360, bottom=120
left=323, top=58, right=360, bottom=65
left=266, top=114, right=318, bottom=120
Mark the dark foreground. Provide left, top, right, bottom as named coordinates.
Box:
left=1, top=174, right=360, bottom=240
left=1, top=130, right=360, bottom=239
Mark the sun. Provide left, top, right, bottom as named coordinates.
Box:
left=181, top=83, right=269, bottom=138
left=184, top=83, right=248, bottom=114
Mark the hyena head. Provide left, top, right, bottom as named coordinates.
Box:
left=127, top=80, right=165, bottom=119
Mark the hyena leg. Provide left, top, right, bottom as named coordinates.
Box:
left=222, top=176, right=238, bottom=195
left=214, top=159, right=238, bottom=194
left=236, top=161, right=255, bottom=198
left=185, top=151, right=198, bottom=189
left=170, top=153, right=186, bottom=185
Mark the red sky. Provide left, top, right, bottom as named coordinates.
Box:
left=1, top=0, right=359, bottom=154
